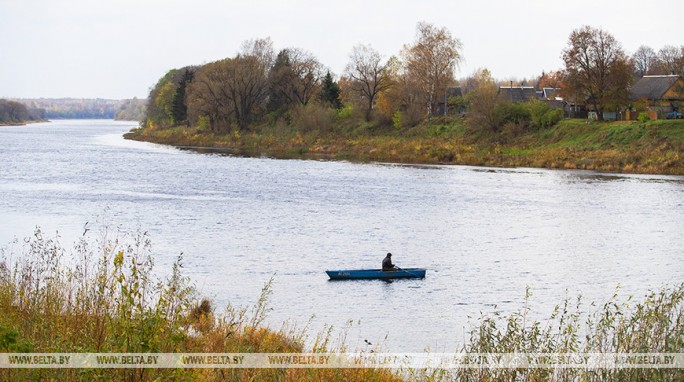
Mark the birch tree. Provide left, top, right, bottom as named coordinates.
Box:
left=402, top=22, right=463, bottom=120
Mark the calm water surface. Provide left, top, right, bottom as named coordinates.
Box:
left=1, top=120, right=683, bottom=351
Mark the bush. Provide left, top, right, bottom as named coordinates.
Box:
left=468, top=96, right=563, bottom=133
left=527, top=100, right=563, bottom=129
left=335, top=106, right=353, bottom=121
left=638, top=112, right=651, bottom=123
left=290, top=103, right=336, bottom=133
left=196, top=115, right=211, bottom=132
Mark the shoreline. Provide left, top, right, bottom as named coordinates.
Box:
left=0, top=119, right=49, bottom=126
left=124, top=119, right=684, bottom=176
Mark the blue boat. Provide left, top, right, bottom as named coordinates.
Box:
left=326, top=268, right=426, bottom=280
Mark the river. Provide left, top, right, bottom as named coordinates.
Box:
left=1, top=120, right=683, bottom=351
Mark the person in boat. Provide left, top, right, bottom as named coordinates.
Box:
left=382, top=252, right=397, bottom=272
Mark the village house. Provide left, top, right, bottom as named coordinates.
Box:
left=498, top=84, right=538, bottom=103
left=629, top=75, right=684, bottom=119
left=498, top=84, right=575, bottom=116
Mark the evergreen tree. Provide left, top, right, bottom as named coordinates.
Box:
left=172, top=68, right=193, bottom=126
left=267, top=49, right=294, bottom=114
left=319, top=71, right=342, bottom=109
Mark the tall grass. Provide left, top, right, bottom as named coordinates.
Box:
left=1, top=228, right=682, bottom=381
left=0, top=227, right=400, bottom=381
left=407, top=286, right=684, bottom=381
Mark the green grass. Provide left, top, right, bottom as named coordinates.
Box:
left=126, top=117, right=684, bottom=175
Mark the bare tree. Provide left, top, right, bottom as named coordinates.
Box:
left=240, top=37, right=275, bottom=73
left=402, top=22, right=463, bottom=120
left=269, top=48, right=324, bottom=110
left=227, top=55, right=270, bottom=130
left=344, top=43, right=392, bottom=121
left=562, top=26, right=632, bottom=120
left=187, top=53, right=270, bottom=132
left=631, top=45, right=656, bottom=78
left=657, top=45, right=682, bottom=75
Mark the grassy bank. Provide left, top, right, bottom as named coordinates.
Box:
left=1, top=228, right=683, bottom=381
left=125, top=118, right=684, bottom=175
left=0, top=228, right=399, bottom=381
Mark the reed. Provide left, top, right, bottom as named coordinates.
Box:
left=408, top=286, right=684, bottom=381
left=0, top=227, right=400, bottom=381
left=1, top=228, right=681, bottom=381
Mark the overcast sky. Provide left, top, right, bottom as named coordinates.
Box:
left=1, top=0, right=682, bottom=99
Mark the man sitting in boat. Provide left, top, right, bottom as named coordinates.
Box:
left=382, top=253, right=397, bottom=272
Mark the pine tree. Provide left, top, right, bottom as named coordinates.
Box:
left=267, top=50, right=294, bottom=114
left=319, top=71, right=342, bottom=109
left=172, top=68, right=193, bottom=126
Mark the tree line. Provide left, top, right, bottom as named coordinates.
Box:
left=143, top=23, right=684, bottom=132
left=0, top=99, right=45, bottom=124
left=144, top=22, right=462, bottom=132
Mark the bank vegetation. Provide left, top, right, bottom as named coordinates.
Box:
left=127, top=22, right=684, bottom=175
left=1, top=228, right=682, bottom=381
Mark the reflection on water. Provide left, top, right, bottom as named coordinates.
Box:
left=1, top=120, right=683, bottom=352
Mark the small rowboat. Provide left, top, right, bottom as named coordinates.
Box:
left=326, top=268, right=426, bottom=280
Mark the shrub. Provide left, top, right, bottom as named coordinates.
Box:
left=538, top=108, right=563, bottom=128
left=196, top=115, right=210, bottom=132
left=335, top=105, right=353, bottom=120
left=290, top=104, right=335, bottom=133
left=638, top=112, right=650, bottom=123
left=392, top=111, right=403, bottom=130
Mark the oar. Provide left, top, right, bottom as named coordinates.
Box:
left=395, top=266, right=421, bottom=278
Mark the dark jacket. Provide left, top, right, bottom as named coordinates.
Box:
left=382, top=254, right=395, bottom=271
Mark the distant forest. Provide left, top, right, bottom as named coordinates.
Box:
left=114, top=98, right=146, bottom=121
left=0, top=99, right=45, bottom=124
left=10, top=98, right=146, bottom=121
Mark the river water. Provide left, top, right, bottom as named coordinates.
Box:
left=1, top=120, right=683, bottom=351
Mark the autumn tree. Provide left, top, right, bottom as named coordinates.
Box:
left=186, top=59, right=235, bottom=132
left=344, top=43, right=392, bottom=121
left=562, top=26, right=632, bottom=120
left=464, top=69, right=501, bottom=131
left=186, top=39, right=272, bottom=132
left=536, top=70, right=565, bottom=90
left=145, top=69, right=179, bottom=128
left=228, top=54, right=270, bottom=130
left=402, top=22, right=463, bottom=120
left=268, top=48, right=324, bottom=113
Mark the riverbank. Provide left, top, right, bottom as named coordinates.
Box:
left=0, top=228, right=400, bottom=381
left=124, top=118, right=684, bottom=175
left=0, top=119, right=48, bottom=126
left=1, top=228, right=682, bottom=381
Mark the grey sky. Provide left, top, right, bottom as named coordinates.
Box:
left=1, top=0, right=682, bottom=99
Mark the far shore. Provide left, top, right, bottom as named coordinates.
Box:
left=0, top=119, right=49, bottom=126
left=124, top=118, right=684, bottom=176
